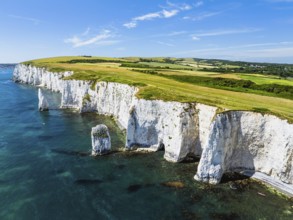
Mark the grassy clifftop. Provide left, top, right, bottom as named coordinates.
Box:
left=22, top=56, right=293, bottom=122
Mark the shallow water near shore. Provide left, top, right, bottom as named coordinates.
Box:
left=0, top=64, right=292, bottom=219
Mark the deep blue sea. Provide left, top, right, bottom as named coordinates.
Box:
left=0, top=64, right=292, bottom=220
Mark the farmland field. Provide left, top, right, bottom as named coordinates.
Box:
left=23, top=56, right=293, bottom=122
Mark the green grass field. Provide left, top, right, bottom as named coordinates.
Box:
left=239, top=74, right=293, bottom=86
left=22, top=56, right=293, bottom=122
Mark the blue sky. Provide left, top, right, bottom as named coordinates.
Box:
left=1, top=0, right=293, bottom=63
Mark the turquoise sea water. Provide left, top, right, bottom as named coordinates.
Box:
left=0, top=64, right=292, bottom=220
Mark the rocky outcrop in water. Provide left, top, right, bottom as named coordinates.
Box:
left=13, top=64, right=293, bottom=195
left=38, top=88, right=49, bottom=111
left=91, top=124, right=111, bottom=155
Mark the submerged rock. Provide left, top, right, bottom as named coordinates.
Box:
left=161, top=181, right=185, bottom=189
left=91, top=124, right=111, bottom=156
left=38, top=88, right=49, bottom=111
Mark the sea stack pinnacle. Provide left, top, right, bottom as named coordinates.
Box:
left=91, top=124, right=111, bottom=156
left=38, top=88, right=49, bottom=111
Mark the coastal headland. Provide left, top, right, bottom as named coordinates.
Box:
left=13, top=56, right=293, bottom=196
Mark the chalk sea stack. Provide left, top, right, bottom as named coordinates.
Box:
left=38, top=88, right=49, bottom=111
left=91, top=124, right=111, bottom=156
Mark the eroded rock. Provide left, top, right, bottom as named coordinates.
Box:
left=38, top=88, right=49, bottom=111
left=91, top=124, right=111, bottom=156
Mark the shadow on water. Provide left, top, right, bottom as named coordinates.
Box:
left=127, top=184, right=154, bottom=193
left=220, top=172, right=251, bottom=184
left=127, top=181, right=186, bottom=193
left=51, top=149, right=90, bottom=157
left=51, top=148, right=123, bottom=158
left=197, top=172, right=255, bottom=193
left=92, top=150, right=122, bottom=157
left=74, top=179, right=103, bottom=186
left=209, top=212, right=240, bottom=220
left=181, top=154, right=200, bottom=164
left=127, top=184, right=144, bottom=193
left=115, top=164, right=126, bottom=170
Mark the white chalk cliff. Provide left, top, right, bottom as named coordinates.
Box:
left=13, top=64, right=216, bottom=162
left=13, top=64, right=293, bottom=194
left=195, top=111, right=293, bottom=185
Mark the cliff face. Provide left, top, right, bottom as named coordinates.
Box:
left=13, top=64, right=293, bottom=190
left=13, top=64, right=72, bottom=92
left=13, top=64, right=216, bottom=162
left=128, top=101, right=196, bottom=161
left=195, top=111, right=293, bottom=184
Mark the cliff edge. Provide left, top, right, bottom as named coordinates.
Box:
left=13, top=64, right=293, bottom=195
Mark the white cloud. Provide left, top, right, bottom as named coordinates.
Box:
left=192, top=36, right=201, bottom=41
left=162, top=9, right=179, bottom=18
left=183, top=11, right=222, bottom=21
left=156, top=41, right=174, bottom=47
left=149, top=31, right=187, bottom=38
left=166, top=1, right=192, bottom=10
left=180, top=4, right=192, bottom=10
left=135, top=12, right=161, bottom=21
left=123, top=12, right=162, bottom=29
left=116, top=47, right=126, bottom=51
left=9, top=14, right=40, bottom=25
left=168, top=31, right=187, bottom=36
left=123, top=3, right=189, bottom=29
left=191, top=28, right=261, bottom=40
left=123, top=22, right=137, bottom=29
left=64, top=29, right=117, bottom=48
left=232, top=41, right=293, bottom=48
left=171, top=43, right=293, bottom=62
left=82, top=28, right=91, bottom=36
left=194, top=1, right=204, bottom=7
